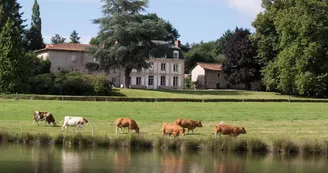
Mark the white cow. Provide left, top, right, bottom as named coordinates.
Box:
left=62, top=116, right=89, bottom=132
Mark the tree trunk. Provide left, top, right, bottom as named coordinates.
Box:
left=124, top=68, right=132, bottom=88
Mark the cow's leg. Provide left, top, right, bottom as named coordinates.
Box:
left=191, top=128, right=194, bottom=133
left=119, top=126, right=123, bottom=134
left=116, top=126, right=118, bottom=134
left=33, top=120, right=35, bottom=126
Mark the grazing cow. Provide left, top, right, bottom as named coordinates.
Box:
left=214, top=122, right=246, bottom=138
left=174, top=119, right=203, bottom=134
left=162, top=123, right=185, bottom=137
left=62, top=116, right=89, bottom=132
left=33, top=111, right=57, bottom=126
left=115, top=118, right=139, bottom=134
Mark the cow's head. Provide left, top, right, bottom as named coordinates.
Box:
left=82, top=118, right=89, bottom=125
left=197, top=120, right=203, bottom=127
left=34, top=111, right=40, bottom=119
left=136, top=128, right=140, bottom=133
left=240, top=127, right=246, bottom=134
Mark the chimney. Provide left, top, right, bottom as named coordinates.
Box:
left=174, top=40, right=181, bottom=48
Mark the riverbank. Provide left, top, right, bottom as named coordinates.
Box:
left=1, top=131, right=328, bottom=155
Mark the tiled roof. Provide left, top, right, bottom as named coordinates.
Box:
left=35, top=43, right=91, bottom=53
left=197, top=62, right=223, bottom=71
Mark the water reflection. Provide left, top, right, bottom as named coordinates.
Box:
left=1, top=144, right=328, bottom=173
left=31, top=146, right=56, bottom=173
left=161, top=152, right=184, bottom=173
left=113, top=148, right=131, bottom=173
left=213, top=153, right=246, bottom=173
left=61, top=148, right=84, bottom=173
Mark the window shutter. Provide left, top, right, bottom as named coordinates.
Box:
left=166, top=76, right=168, bottom=86
left=141, top=77, right=144, bottom=86
left=154, top=76, right=157, bottom=88
left=131, top=76, right=136, bottom=85
left=178, top=64, right=181, bottom=74
left=178, top=76, right=181, bottom=87
left=171, top=76, right=174, bottom=86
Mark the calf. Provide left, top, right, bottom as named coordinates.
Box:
left=61, top=116, right=89, bottom=133
left=115, top=118, right=139, bottom=134
left=33, top=111, right=57, bottom=126
left=174, top=119, right=202, bottom=134
left=162, top=123, right=185, bottom=137
left=214, top=122, right=246, bottom=138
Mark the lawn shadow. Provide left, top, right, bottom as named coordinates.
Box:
left=148, top=89, right=247, bottom=96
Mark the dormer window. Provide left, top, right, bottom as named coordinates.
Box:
left=173, top=50, right=179, bottom=59
left=162, top=52, right=167, bottom=58
left=149, top=52, right=154, bottom=58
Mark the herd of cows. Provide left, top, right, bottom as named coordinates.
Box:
left=33, top=111, right=247, bottom=137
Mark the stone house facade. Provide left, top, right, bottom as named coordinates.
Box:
left=191, top=62, right=261, bottom=90
left=35, top=41, right=185, bottom=90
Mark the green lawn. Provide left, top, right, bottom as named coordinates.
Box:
left=113, top=89, right=325, bottom=100
left=0, top=99, right=327, bottom=142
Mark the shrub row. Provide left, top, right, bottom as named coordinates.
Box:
left=1, top=94, right=328, bottom=102
left=28, top=72, right=112, bottom=96
left=1, top=131, right=328, bottom=155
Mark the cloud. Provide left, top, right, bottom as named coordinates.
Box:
left=224, top=0, right=263, bottom=19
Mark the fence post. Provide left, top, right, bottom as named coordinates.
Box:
left=16, top=92, right=18, bottom=100
left=92, top=126, right=94, bottom=137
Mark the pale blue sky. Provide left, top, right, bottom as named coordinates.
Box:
left=18, top=0, right=262, bottom=44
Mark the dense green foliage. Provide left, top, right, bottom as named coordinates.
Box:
left=184, top=41, right=218, bottom=73
left=184, top=30, right=233, bottom=73
left=70, top=30, right=80, bottom=44
left=25, top=0, right=44, bottom=51
left=29, top=72, right=112, bottom=95
left=0, top=0, right=25, bottom=35
left=51, top=34, right=66, bottom=44
left=253, top=0, right=328, bottom=97
left=0, top=10, right=28, bottom=93
left=223, top=28, right=261, bottom=86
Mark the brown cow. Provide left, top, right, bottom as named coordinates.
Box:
left=33, top=111, right=57, bottom=126
left=162, top=123, right=185, bottom=137
left=214, top=122, right=246, bottom=138
left=115, top=118, right=139, bottom=134
left=174, top=119, right=202, bottom=134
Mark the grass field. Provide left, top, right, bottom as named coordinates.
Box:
left=114, top=89, right=328, bottom=100
left=3, top=89, right=328, bottom=100
left=0, top=99, right=328, bottom=143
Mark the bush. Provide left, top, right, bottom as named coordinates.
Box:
left=28, top=71, right=112, bottom=96
left=29, top=73, right=56, bottom=94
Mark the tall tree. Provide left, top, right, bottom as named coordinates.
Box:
left=253, top=0, right=328, bottom=97
left=26, top=0, right=45, bottom=51
left=223, top=27, right=261, bottom=87
left=0, top=0, right=26, bottom=33
left=0, top=11, right=28, bottom=93
left=51, top=34, right=66, bottom=44
left=91, top=0, right=170, bottom=87
left=70, top=30, right=80, bottom=44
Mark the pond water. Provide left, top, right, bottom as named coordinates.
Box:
left=1, top=144, right=328, bottom=173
